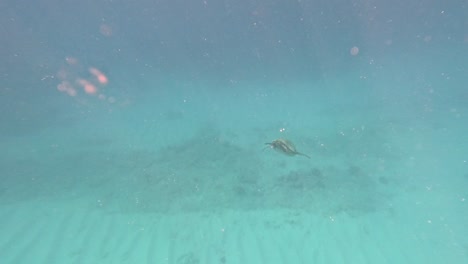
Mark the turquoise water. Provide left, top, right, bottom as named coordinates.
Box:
left=1, top=1, right=467, bottom=263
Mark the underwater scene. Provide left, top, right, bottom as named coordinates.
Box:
left=0, top=0, right=467, bottom=263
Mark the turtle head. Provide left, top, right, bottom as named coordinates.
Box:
left=263, top=142, right=273, bottom=151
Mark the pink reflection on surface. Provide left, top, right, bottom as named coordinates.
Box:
left=89, top=67, right=108, bottom=85
left=350, top=46, right=359, bottom=56
left=57, top=81, right=77, bottom=97
left=56, top=57, right=115, bottom=103
left=77, top=78, right=98, bottom=95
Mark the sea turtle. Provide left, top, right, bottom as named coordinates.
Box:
left=264, top=138, right=311, bottom=159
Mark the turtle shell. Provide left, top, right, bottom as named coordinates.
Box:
left=265, top=138, right=310, bottom=159
left=272, top=139, right=297, bottom=155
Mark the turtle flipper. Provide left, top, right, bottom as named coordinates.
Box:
left=297, top=152, right=311, bottom=159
